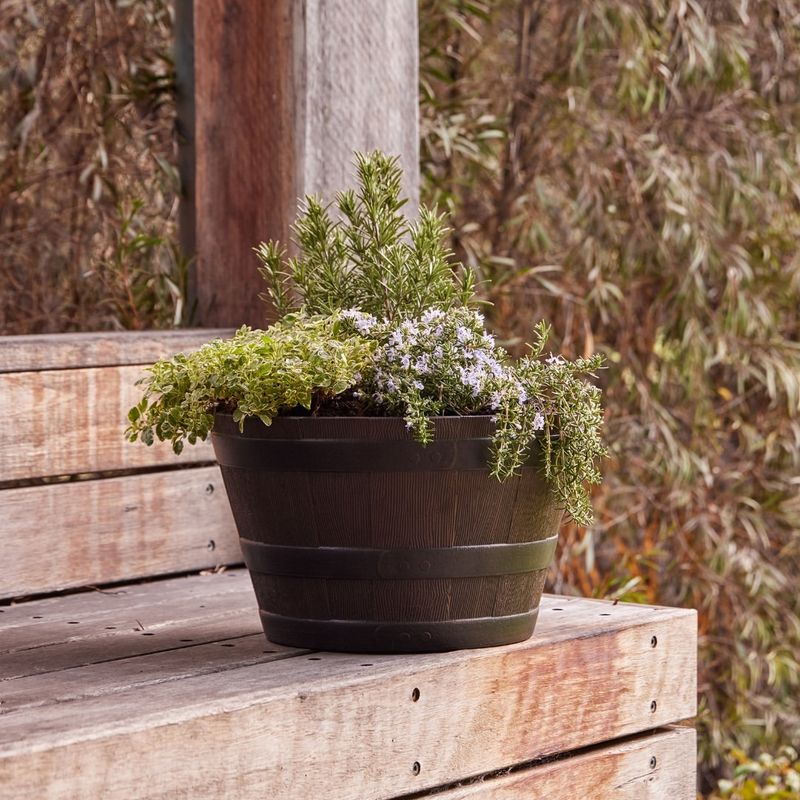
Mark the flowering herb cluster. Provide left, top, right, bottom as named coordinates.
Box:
left=335, top=306, right=604, bottom=524
left=128, top=152, right=606, bottom=524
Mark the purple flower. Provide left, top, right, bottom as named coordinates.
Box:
left=422, top=308, right=445, bottom=324
left=341, top=308, right=377, bottom=334
left=456, top=326, right=473, bottom=344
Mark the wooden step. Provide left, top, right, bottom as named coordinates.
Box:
left=0, top=569, right=697, bottom=800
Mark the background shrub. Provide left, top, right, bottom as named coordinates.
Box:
left=0, top=0, right=184, bottom=333
left=419, top=1, right=800, bottom=790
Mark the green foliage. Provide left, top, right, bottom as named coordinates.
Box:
left=131, top=152, right=605, bottom=524
left=709, top=748, right=800, bottom=799
left=419, top=0, right=800, bottom=792
left=256, top=152, right=476, bottom=320
left=498, top=322, right=605, bottom=526
left=126, top=314, right=376, bottom=453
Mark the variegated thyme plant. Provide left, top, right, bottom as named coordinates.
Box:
left=128, top=152, right=605, bottom=524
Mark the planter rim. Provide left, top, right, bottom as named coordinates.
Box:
left=213, top=411, right=497, bottom=422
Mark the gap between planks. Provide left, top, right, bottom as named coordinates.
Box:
left=404, top=727, right=697, bottom=800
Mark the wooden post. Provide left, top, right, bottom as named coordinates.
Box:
left=178, top=0, right=420, bottom=328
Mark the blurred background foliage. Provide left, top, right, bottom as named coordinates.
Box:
left=1, top=0, right=798, bottom=795
left=0, top=0, right=185, bottom=333
left=419, top=0, right=800, bottom=792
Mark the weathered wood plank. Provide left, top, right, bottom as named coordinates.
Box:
left=185, top=0, right=420, bottom=326
left=0, top=571, right=253, bottom=662
left=0, top=329, right=232, bottom=373
left=296, top=0, right=420, bottom=205
left=1, top=594, right=260, bottom=681
left=435, top=727, right=696, bottom=800
left=0, top=569, right=250, bottom=637
left=1, top=635, right=307, bottom=715
left=0, top=365, right=213, bottom=482
left=0, top=466, right=240, bottom=600
left=189, top=0, right=295, bottom=327
left=0, top=582, right=697, bottom=800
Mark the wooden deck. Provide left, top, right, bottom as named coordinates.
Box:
left=0, top=569, right=696, bottom=799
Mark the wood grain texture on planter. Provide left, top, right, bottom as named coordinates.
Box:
left=0, top=569, right=697, bottom=800
left=0, top=329, right=232, bottom=373
left=0, top=365, right=213, bottom=481
left=0, top=466, right=240, bottom=600
left=436, top=727, right=696, bottom=800
left=214, top=414, right=562, bottom=651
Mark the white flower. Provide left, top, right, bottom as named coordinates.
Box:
left=533, top=412, right=545, bottom=430
left=546, top=353, right=566, bottom=366
left=412, top=380, right=424, bottom=390
left=459, top=365, right=486, bottom=397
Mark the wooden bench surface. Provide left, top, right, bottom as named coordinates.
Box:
left=0, top=569, right=696, bottom=800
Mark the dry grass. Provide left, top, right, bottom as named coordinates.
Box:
left=0, top=0, right=185, bottom=333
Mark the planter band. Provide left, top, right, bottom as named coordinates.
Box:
left=212, top=434, right=506, bottom=472
left=260, top=609, right=540, bottom=652
left=240, top=535, right=558, bottom=580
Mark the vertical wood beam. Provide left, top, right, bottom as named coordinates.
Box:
left=179, top=0, right=420, bottom=328
left=294, top=0, right=420, bottom=207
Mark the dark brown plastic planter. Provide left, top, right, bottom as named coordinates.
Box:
left=212, top=413, right=562, bottom=653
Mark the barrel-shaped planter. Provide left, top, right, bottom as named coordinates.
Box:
left=212, top=413, right=562, bottom=653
